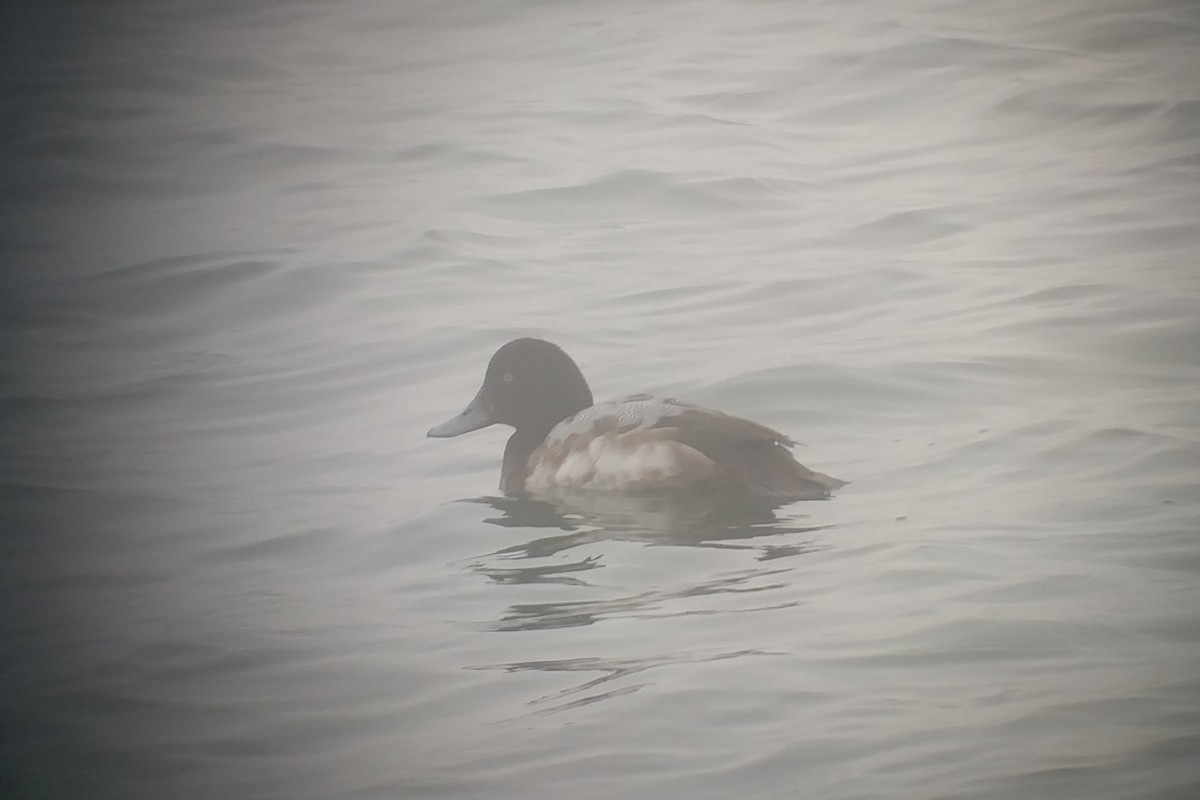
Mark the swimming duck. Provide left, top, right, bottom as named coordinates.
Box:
left=427, top=338, right=845, bottom=502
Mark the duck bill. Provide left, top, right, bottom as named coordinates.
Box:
left=427, top=385, right=495, bottom=437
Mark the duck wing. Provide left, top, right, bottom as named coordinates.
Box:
left=644, top=400, right=846, bottom=500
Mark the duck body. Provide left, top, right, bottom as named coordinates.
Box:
left=427, top=338, right=845, bottom=502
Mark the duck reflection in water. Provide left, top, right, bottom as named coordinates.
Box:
left=459, top=491, right=831, bottom=597
left=453, top=492, right=835, bottom=712
left=458, top=491, right=820, bottom=715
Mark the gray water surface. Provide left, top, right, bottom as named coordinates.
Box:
left=2, top=1, right=1199, bottom=799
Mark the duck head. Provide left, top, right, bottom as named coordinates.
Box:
left=427, top=338, right=594, bottom=441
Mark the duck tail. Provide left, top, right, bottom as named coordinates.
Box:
left=725, top=442, right=846, bottom=500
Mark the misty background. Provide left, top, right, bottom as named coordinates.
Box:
left=1, top=1, right=1198, bottom=799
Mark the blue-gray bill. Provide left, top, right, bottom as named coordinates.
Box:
left=426, top=385, right=494, bottom=438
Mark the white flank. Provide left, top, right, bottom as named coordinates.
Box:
left=524, top=395, right=703, bottom=494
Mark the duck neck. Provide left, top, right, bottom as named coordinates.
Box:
left=501, top=395, right=591, bottom=494
left=500, top=428, right=544, bottom=494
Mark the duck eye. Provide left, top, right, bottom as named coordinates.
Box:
left=502, top=372, right=514, bottom=383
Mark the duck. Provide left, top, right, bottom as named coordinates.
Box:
left=427, top=338, right=846, bottom=502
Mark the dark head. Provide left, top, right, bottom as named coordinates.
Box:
left=427, top=338, right=594, bottom=441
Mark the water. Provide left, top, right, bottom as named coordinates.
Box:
left=2, top=1, right=1199, bottom=798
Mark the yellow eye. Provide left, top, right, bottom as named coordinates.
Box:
left=503, top=372, right=514, bottom=383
